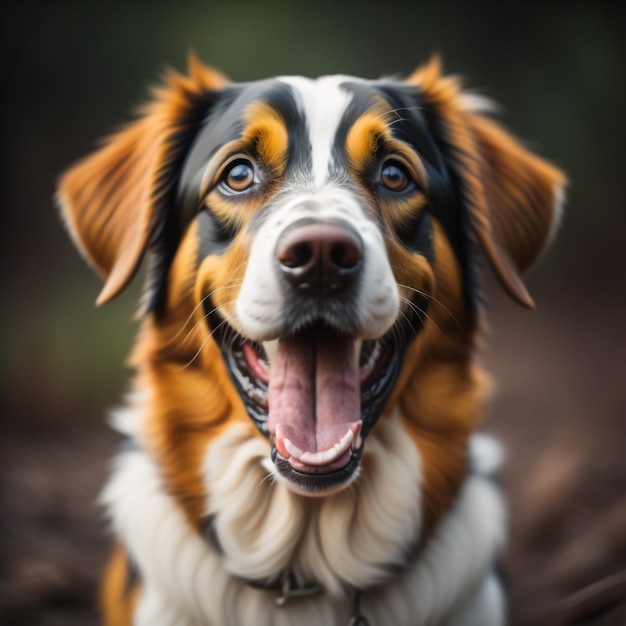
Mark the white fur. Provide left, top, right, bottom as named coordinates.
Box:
left=279, top=76, right=354, bottom=185
left=107, top=387, right=150, bottom=442
left=444, top=571, right=506, bottom=626
left=458, top=92, right=500, bottom=115
left=547, top=181, right=567, bottom=247
left=235, top=186, right=400, bottom=342
left=102, top=407, right=505, bottom=626
left=469, top=433, right=504, bottom=476
left=204, top=412, right=422, bottom=594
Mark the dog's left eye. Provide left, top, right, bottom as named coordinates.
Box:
left=220, top=159, right=257, bottom=194
left=379, top=160, right=413, bottom=193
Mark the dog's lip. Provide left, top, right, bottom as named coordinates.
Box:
left=270, top=447, right=363, bottom=496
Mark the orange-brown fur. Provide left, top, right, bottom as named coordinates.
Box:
left=100, top=544, right=141, bottom=626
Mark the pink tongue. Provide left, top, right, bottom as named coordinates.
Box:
left=267, top=331, right=360, bottom=458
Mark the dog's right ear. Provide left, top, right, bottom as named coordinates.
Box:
left=57, top=56, right=227, bottom=306
left=408, top=57, right=567, bottom=309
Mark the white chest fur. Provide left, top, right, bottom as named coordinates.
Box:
left=102, top=411, right=505, bottom=626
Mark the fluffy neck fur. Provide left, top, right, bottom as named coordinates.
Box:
left=204, top=413, right=422, bottom=595
left=104, top=399, right=504, bottom=626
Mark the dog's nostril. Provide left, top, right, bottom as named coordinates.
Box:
left=280, top=242, right=314, bottom=269
left=275, top=220, right=363, bottom=292
left=330, top=240, right=361, bottom=269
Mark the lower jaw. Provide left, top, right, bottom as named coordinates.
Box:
left=270, top=448, right=363, bottom=496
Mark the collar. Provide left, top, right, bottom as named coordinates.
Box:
left=245, top=572, right=322, bottom=606
left=243, top=572, right=370, bottom=625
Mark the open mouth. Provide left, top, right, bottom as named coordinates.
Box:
left=211, top=310, right=410, bottom=495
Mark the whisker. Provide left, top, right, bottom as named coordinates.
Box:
left=260, top=471, right=277, bottom=488
left=166, top=292, right=213, bottom=346
left=166, top=279, right=244, bottom=347
left=179, top=298, right=239, bottom=348
left=400, top=295, right=454, bottom=345
left=396, top=303, right=421, bottom=339
left=374, top=106, right=423, bottom=126
left=396, top=282, right=462, bottom=330
left=177, top=311, right=236, bottom=372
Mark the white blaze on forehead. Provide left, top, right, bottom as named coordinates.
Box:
left=279, top=75, right=354, bottom=185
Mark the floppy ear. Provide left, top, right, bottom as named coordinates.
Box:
left=57, top=55, right=227, bottom=306
left=408, top=58, right=567, bottom=308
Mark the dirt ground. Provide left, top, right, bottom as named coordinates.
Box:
left=2, top=286, right=625, bottom=626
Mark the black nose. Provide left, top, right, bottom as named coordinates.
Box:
left=275, top=220, right=363, bottom=294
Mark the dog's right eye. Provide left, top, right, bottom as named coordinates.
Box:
left=375, top=158, right=418, bottom=196
left=219, top=159, right=257, bottom=194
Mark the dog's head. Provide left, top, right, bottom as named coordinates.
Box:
left=59, top=57, right=565, bottom=499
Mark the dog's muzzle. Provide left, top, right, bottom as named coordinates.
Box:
left=207, top=215, right=427, bottom=495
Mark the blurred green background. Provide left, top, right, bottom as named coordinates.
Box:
left=2, top=1, right=625, bottom=624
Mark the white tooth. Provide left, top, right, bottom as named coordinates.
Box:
left=262, top=340, right=279, bottom=365
left=283, top=438, right=304, bottom=460
left=299, top=429, right=354, bottom=465
left=355, top=433, right=362, bottom=450
left=322, top=448, right=335, bottom=463
left=354, top=338, right=363, bottom=363
left=342, top=429, right=354, bottom=449
left=361, top=339, right=382, bottom=373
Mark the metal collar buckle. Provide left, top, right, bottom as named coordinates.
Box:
left=272, top=576, right=370, bottom=626
left=348, top=591, right=370, bottom=626
left=275, top=575, right=323, bottom=606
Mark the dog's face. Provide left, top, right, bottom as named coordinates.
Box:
left=183, top=74, right=443, bottom=495
left=59, top=58, right=565, bottom=503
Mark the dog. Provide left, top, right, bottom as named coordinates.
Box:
left=58, top=55, right=565, bottom=626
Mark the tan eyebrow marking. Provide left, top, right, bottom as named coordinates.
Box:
left=346, top=109, right=428, bottom=191
left=241, top=100, right=288, bottom=171
left=198, top=101, right=289, bottom=200
left=346, top=110, right=392, bottom=170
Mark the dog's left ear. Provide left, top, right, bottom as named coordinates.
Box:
left=57, top=55, right=227, bottom=306
left=408, top=58, right=567, bottom=308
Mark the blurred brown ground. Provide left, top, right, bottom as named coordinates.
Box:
left=2, top=2, right=625, bottom=625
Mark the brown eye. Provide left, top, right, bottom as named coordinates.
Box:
left=380, top=160, right=411, bottom=192
left=221, top=159, right=256, bottom=193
